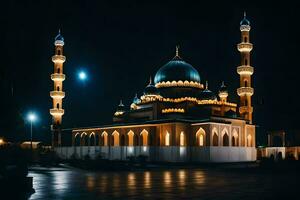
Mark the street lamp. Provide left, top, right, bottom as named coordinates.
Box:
left=27, top=112, right=37, bottom=150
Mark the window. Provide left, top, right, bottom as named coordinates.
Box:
left=244, top=37, right=247, bottom=42
left=57, top=49, right=61, bottom=55
left=223, top=133, right=229, bottom=146
left=57, top=86, right=60, bottom=91
left=128, top=131, right=134, bottom=146
left=165, top=132, right=170, bottom=146
left=112, top=131, right=119, bottom=146
left=57, top=68, right=60, bottom=73
left=196, top=128, right=205, bottom=146
left=247, top=135, right=252, bottom=147
left=56, top=103, right=59, bottom=109
left=102, top=132, right=108, bottom=146
left=180, top=132, right=185, bottom=146
left=245, top=59, right=248, bottom=65
left=140, top=129, right=148, bottom=146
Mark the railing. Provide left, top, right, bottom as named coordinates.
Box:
left=50, top=108, right=64, bottom=116
left=51, top=73, right=65, bottom=81
left=237, top=87, right=254, bottom=96
left=52, top=55, right=66, bottom=63
left=237, top=65, right=254, bottom=75
left=50, top=91, right=65, bottom=98
left=237, top=43, right=253, bottom=52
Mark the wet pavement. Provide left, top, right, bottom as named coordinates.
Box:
left=27, top=167, right=299, bottom=200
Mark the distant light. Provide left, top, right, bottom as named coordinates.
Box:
left=27, top=112, right=37, bottom=122
left=78, top=71, right=87, bottom=81
left=0, top=138, right=4, bottom=145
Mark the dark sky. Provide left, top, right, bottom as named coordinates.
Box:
left=1, top=0, right=299, bottom=144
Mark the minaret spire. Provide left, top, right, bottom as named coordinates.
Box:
left=176, top=45, right=179, bottom=57
left=205, top=81, right=208, bottom=90
left=237, top=13, right=254, bottom=123
left=149, top=76, right=152, bottom=85
left=50, top=30, right=66, bottom=147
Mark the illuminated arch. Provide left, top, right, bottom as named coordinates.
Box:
left=112, top=130, right=120, bottom=146
left=165, top=131, right=170, bottom=146
left=196, top=128, right=205, bottom=146
left=101, top=131, right=108, bottom=146
left=247, top=134, right=252, bottom=147
left=140, top=129, right=148, bottom=146
left=74, top=132, right=81, bottom=146
left=127, top=130, right=134, bottom=146
left=221, top=128, right=229, bottom=146
left=232, top=129, right=239, bottom=146
left=90, top=132, right=96, bottom=146
left=212, top=128, right=218, bottom=146
left=180, top=131, right=185, bottom=146
left=81, top=132, right=88, bottom=146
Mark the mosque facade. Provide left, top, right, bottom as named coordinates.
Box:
left=53, top=14, right=256, bottom=162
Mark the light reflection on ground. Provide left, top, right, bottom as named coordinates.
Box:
left=28, top=167, right=299, bottom=200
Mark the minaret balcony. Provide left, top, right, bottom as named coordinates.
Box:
left=50, top=108, right=64, bottom=116
left=50, top=91, right=65, bottom=99
left=237, top=87, right=254, bottom=96
left=237, top=43, right=253, bottom=52
left=237, top=65, right=254, bottom=75
left=239, top=106, right=253, bottom=114
left=51, top=73, right=65, bottom=81
left=52, top=55, right=66, bottom=63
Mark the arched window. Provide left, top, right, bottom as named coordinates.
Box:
left=102, top=132, right=108, bottom=146
left=140, top=129, right=148, bottom=146
left=57, top=86, right=60, bottom=91
left=212, top=132, right=218, bottom=146
left=112, top=131, right=119, bottom=146
left=180, top=132, right=185, bottom=146
left=165, top=132, right=170, bottom=146
left=56, top=103, right=59, bottom=109
left=245, top=59, right=248, bottom=65
left=57, top=49, right=61, bottom=55
left=244, top=37, right=247, bottom=42
left=232, top=130, right=239, bottom=146
left=223, top=133, right=229, bottom=146
left=81, top=133, right=88, bottom=146
left=196, top=128, right=205, bottom=146
left=90, top=133, right=95, bottom=146
left=247, top=134, right=252, bottom=147
left=244, top=80, right=248, bottom=87
left=128, top=130, right=134, bottom=146
left=57, top=68, right=60, bottom=73
left=74, top=133, right=81, bottom=146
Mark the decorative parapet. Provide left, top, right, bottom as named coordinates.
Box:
left=140, top=94, right=163, bottom=103
left=239, top=106, right=253, bottom=113
left=51, top=73, right=66, bottom=81
left=114, top=111, right=124, bottom=116
left=159, top=97, right=237, bottom=107
left=237, top=87, right=254, bottom=96
left=155, top=80, right=204, bottom=89
left=237, top=65, right=254, bottom=75
left=240, top=25, right=251, bottom=31
left=52, top=55, right=66, bottom=63
left=50, top=91, right=65, bottom=99
left=162, top=108, right=185, bottom=114
left=237, top=43, right=253, bottom=52
left=50, top=108, right=64, bottom=116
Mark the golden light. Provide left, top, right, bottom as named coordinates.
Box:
left=0, top=138, right=4, bottom=145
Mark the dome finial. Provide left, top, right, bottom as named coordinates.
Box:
left=58, top=28, right=61, bottom=34
left=119, top=99, right=123, bottom=106
left=149, top=76, right=152, bottom=85
left=176, top=45, right=180, bottom=57
left=221, top=81, right=225, bottom=87
left=205, top=81, right=208, bottom=90
left=244, top=11, right=246, bottom=18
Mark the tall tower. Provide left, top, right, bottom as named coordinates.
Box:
left=237, top=12, right=254, bottom=123
left=50, top=30, right=66, bottom=146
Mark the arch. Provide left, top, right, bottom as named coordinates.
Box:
left=212, top=128, right=218, bottom=146
left=127, top=130, right=134, bottom=146
left=95, top=134, right=100, bottom=146
left=101, top=131, right=108, bottom=146
left=165, top=131, right=170, bottom=146
left=232, top=129, right=239, bottom=146
left=196, top=128, right=205, bottom=146
left=74, top=133, right=81, bottom=146
left=244, top=36, right=247, bottom=42
left=140, top=129, right=148, bottom=146
left=112, top=131, right=120, bottom=146
left=180, top=132, right=185, bottom=146
left=57, top=86, right=60, bottom=91
left=56, top=103, right=59, bottom=109
left=57, top=68, right=60, bottom=74
left=245, top=59, right=248, bottom=65
left=222, top=133, right=229, bottom=146
left=244, top=80, right=248, bottom=87
left=81, top=132, right=88, bottom=146
left=247, top=134, right=252, bottom=147
left=90, top=132, right=96, bottom=146
left=57, top=49, right=61, bottom=55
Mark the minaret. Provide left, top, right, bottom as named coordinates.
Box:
left=237, top=12, right=254, bottom=123
left=50, top=30, right=66, bottom=146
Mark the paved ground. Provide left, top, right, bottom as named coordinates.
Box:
left=27, top=167, right=299, bottom=200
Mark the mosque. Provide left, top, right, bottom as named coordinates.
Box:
left=51, top=14, right=256, bottom=162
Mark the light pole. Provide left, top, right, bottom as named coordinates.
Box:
left=27, top=112, right=37, bottom=151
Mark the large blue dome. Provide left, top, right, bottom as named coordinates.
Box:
left=154, top=56, right=201, bottom=85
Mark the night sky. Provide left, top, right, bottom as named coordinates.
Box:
left=1, top=0, right=299, bottom=144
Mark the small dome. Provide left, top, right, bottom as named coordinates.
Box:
left=144, top=78, right=160, bottom=95
left=55, top=30, right=64, bottom=42
left=240, top=12, right=250, bottom=26
left=219, top=81, right=228, bottom=93
left=154, top=48, right=201, bottom=85
left=199, top=82, right=217, bottom=100
left=117, top=100, right=125, bottom=112
left=132, top=94, right=140, bottom=104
